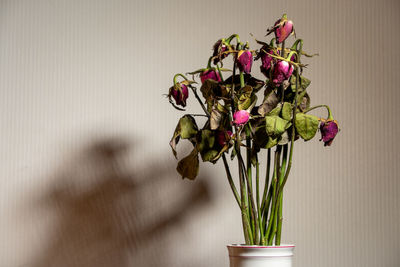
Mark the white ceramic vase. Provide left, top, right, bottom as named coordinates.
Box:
left=227, top=244, right=295, bottom=267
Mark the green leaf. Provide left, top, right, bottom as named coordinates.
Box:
left=282, top=102, right=293, bottom=121
left=265, top=115, right=290, bottom=136
left=265, top=137, right=278, bottom=149
left=169, top=115, right=198, bottom=158
left=295, top=113, right=319, bottom=141
left=176, top=148, right=199, bottom=180
left=197, top=130, right=219, bottom=162
left=237, top=85, right=253, bottom=110
left=180, top=115, right=198, bottom=139
left=268, top=103, right=282, bottom=116
left=290, top=75, right=311, bottom=92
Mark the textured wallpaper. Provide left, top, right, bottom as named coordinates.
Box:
left=0, top=0, right=399, bottom=266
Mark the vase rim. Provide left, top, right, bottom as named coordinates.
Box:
left=227, top=244, right=295, bottom=249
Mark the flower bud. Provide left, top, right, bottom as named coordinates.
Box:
left=233, top=110, right=250, bottom=126
left=170, top=84, right=189, bottom=107
left=320, top=120, right=339, bottom=146
left=272, top=60, right=294, bottom=86
left=274, top=15, right=294, bottom=44
left=200, top=69, right=222, bottom=84
left=236, top=50, right=253, bottom=74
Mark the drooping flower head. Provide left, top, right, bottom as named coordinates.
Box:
left=272, top=60, right=294, bottom=86
left=169, top=83, right=189, bottom=107
left=200, top=69, right=222, bottom=84
left=258, top=45, right=275, bottom=77
left=273, top=14, right=294, bottom=44
left=236, top=50, right=253, bottom=74
left=320, top=120, right=339, bottom=146
left=233, top=110, right=250, bottom=126
left=212, top=39, right=229, bottom=64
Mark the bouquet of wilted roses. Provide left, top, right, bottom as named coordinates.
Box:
left=167, top=14, right=339, bottom=246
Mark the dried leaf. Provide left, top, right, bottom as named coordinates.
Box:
left=176, top=148, right=199, bottom=180
left=169, top=115, right=198, bottom=159
left=258, top=91, right=279, bottom=116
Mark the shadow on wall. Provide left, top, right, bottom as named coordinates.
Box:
left=31, top=138, right=212, bottom=267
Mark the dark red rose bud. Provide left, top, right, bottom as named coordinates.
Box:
left=217, top=130, right=233, bottom=147
left=200, top=69, right=222, bottom=84
left=272, top=60, right=294, bottom=86
left=274, top=15, right=294, bottom=44
left=236, top=50, right=253, bottom=74
left=171, top=84, right=189, bottom=107
left=258, top=46, right=275, bottom=77
left=213, top=39, right=229, bottom=64
left=320, top=120, right=339, bottom=146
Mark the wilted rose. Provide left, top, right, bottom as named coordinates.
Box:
left=200, top=69, right=222, bottom=84
left=170, top=83, right=189, bottom=107
left=274, top=15, right=294, bottom=44
left=272, top=60, right=293, bottom=86
left=258, top=46, right=275, bottom=77
left=217, top=130, right=233, bottom=147
left=236, top=50, right=253, bottom=74
left=212, top=39, right=229, bottom=64
left=320, top=120, right=339, bottom=146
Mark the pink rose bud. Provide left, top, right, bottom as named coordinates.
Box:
left=272, top=60, right=294, bottom=86
left=233, top=110, right=250, bottom=126
left=274, top=15, right=294, bottom=44
left=200, top=69, right=222, bottom=84
left=171, top=84, right=189, bottom=107
left=236, top=50, right=253, bottom=74
left=320, top=120, right=339, bottom=146
left=217, top=130, right=233, bottom=147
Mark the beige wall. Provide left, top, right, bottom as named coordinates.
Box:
left=0, top=0, right=399, bottom=266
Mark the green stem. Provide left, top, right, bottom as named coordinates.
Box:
left=226, top=34, right=241, bottom=45
left=232, top=59, right=252, bottom=244
left=173, top=73, right=190, bottom=85
left=240, top=71, right=245, bottom=88
left=255, top=154, right=265, bottom=245
left=304, top=104, right=333, bottom=120
left=269, top=146, right=282, bottom=245
left=265, top=148, right=280, bottom=244
left=261, top=149, right=271, bottom=211
left=276, top=144, right=288, bottom=245
left=190, top=87, right=210, bottom=117
left=238, top=150, right=257, bottom=244
left=245, top=132, right=255, bottom=239
left=280, top=41, right=286, bottom=103
left=222, top=154, right=241, bottom=208
left=206, top=56, right=213, bottom=69
left=216, top=64, right=224, bottom=81
left=276, top=60, right=301, bottom=215
left=237, top=139, right=253, bottom=244
left=276, top=193, right=283, bottom=245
